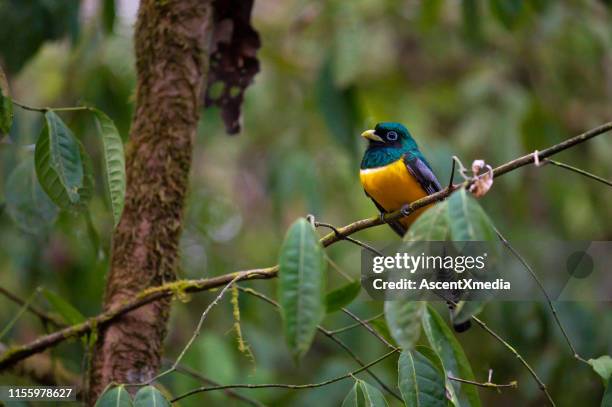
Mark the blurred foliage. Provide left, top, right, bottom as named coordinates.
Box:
left=1, top=0, right=612, bottom=406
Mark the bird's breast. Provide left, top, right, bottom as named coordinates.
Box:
left=360, top=158, right=428, bottom=213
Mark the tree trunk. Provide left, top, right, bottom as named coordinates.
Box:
left=88, top=0, right=212, bottom=402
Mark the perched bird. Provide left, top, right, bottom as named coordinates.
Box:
left=359, top=122, right=441, bottom=236
left=359, top=122, right=471, bottom=332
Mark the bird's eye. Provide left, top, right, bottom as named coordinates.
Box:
left=386, top=131, right=398, bottom=141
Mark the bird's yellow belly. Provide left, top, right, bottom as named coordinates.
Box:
left=360, top=159, right=431, bottom=228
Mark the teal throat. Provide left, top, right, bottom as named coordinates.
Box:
left=361, top=139, right=425, bottom=169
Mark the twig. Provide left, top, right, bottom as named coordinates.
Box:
left=169, top=361, right=265, bottom=407
left=493, top=226, right=588, bottom=364
left=1, top=122, right=611, bottom=370
left=12, top=100, right=90, bottom=113
left=149, top=275, right=243, bottom=384
left=328, top=313, right=385, bottom=335
left=238, top=287, right=403, bottom=402
left=448, top=375, right=517, bottom=389
left=447, top=157, right=457, bottom=191
left=341, top=308, right=397, bottom=350
left=0, top=287, right=65, bottom=328
left=314, top=221, right=383, bottom=256
left=543, top=158, right=612, bottom=187
left=170, top=349, right=400, bottom=403
left=0, top=288, right=43, bottom=340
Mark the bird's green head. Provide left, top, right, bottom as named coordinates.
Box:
left=360, top=122, right=421, bottom=169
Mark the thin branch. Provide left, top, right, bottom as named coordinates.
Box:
left=150, top=275, right=243, bottom=383
left=0, top=288, right=42, bottom=340
left=314, top=221, right=383, bottom=256
left=12, top=100, right=90, bottom=113
left=169, top=361, right=265, bottom=407
left=238, top=287, right=403, bottom=402
left=543, top=158, right=612, bottom=187
left=447, top=157, right=457, bottom=191
left=328, top=313, right=385, bottom=335
left=448, top=375, right=517, bottom=389
left=341, top=308, right=397, bottom=350
left=494, top=226, right=588, bottom=364
left=170, top=349, right=400, bottom=403
left=0, top=287, right=65, bottom=328
left=1, top=122, right=611, bottom=370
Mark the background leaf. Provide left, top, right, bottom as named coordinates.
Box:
left=385, top=300, right=424, bottom=350
left=133, top=386, right=170, bottom=407
left=325, top=281, right=361, bottom=314
left=278, top=218, right=326, bottom=359
left=422, top=305, right=481, bottom=407
left=92, top=108, right=125, bottom=227
left=94, top=385, right=132, bottom=407
left=4, top=155, right=58, bottom=234
left=398, top=348, right=447, bottom=407
left=42, top=288, right=85, bottom=326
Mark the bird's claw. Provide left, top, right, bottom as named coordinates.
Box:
left=401, top=204, right=412, bottom=217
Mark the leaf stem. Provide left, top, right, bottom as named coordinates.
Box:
left=543, top=158, right=612, bottom=187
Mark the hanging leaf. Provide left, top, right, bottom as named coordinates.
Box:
left=5, top=156, right=58, bottom=234
left=42, top=288, right=85, bottom=326
left=450, top=300, right=485, bottom=327
left=384, top=300, right=424, bottom=350
left=589, top=355, right=612, bottom=383
left=35, top=112, right=85, bottom=208
left=133, top=386, right=170, bottom=407
left=422, top=306, right=481, bottom=407
left=602, top=377, right=612, bottom=406
left=0, top=66, right=13, bottom=137
left=404, top=201, right=449, bottom=242
left=325, top=281, right=361, bottom=314
left=278, top=218, right=326, bottom=359
left=94, top=385, right=132, bottom=407
left=92, top=108, right=126, bottom=227
left=341, top=380, right=388, bottom=407
left=398, top=347, right=447, bottom=407
left=447, top=189, right=496, bottom=242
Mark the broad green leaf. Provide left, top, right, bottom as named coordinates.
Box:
left=342, top=382, right=364, bottom=407
left=42, top=289, right=85, bottom=326
left=422, top=306, right=481, bottom=407
left=278, top=218, right=326, bottom=359
left=385, top=300, right=424, bottom=350
left=44, top=111, right=83, bottom=202
left=404, top=201, right=449, bottom=242
left=35, top=113, right=93, bottom=210
left=342, top=381, right=388, bottom=407
left=358, top=380, right=388, bottom=407
left=398, top=348, right=447, bottom=407
left=133, top=386, right=170, bottom=407
left=5, top=156, right=58, bottom=234
left=92, top=109, right=125, bottom=227
left=95, top=385, right=132, bottom=407
left=589, top=355, right=612, bottom=383
left=602, top=377, right=612, bottom=406
left=447, top=189, right=495, bottom=242
left=326, top=281, right=361, bottom=313
left=0, top=66, right=13, bottom=137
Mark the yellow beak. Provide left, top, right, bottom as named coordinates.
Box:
left=361, top=129, right=384, bottom=142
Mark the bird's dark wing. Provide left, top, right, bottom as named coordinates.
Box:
left=365, top=191, right=407, bottom=236
left=403, top=154, right=442, bottom=195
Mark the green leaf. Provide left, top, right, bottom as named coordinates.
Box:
left=398, top=348, right=447, bottom=407
left=602, top=377, right=612, bottom=406
left=589, top=355, right=612, bottom=383
left=325, top=281, right=361, bottom=313
left=133, top=386, right=170, bottom=407
left=358, top=380, right=388, bottom=407
left=404, top=202, right=449, bottom=242
left=422, top=305, right=481, bottom=407
left=447, top=189, right=495, bottom=241
left=0, top=66, right=13, bottom=137
left=385, top=300, right=424, bottom=350
left=278, top=218, right=326, bottom=359
left=42, top=289, right=85, bottom=326
left=342, top=381, right=388, bottom=407
left=451, top=300, right=485, bottom=327
left=342, top=382, right=364, bottom=407
left=5, top=156, right=58, bottom=234
left=92, top=108, right=126, bottom=227
left=35, top=112, right=93, bottom=210
left=95, top=385, right=132, bottom=407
